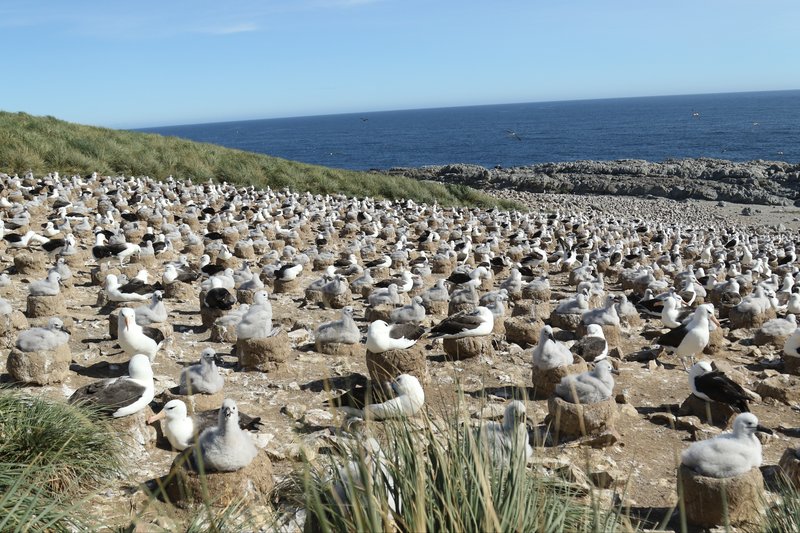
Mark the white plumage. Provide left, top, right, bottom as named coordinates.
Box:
left=681, top=413, right=769, bottom=478
left=531, top=325, right=572, bottom=370
left=16, top=317, right=70, bottom=352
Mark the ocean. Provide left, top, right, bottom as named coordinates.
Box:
left=138, top=90, right=800, bottom=170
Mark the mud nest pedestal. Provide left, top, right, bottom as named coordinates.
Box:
left=678, top=464, right=764, bottom=529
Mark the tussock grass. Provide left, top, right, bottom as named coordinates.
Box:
left=0, top=111, right=519, bottom=209
left=296, top=406, right=633, bottom=533
left=764, top=478, right=800, bottom=533
left=0, top=388, right=123, bottom=530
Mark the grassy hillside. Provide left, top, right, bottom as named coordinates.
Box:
left=0, top=111, right=517, bottom=209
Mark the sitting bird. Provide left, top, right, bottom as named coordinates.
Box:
left=16, top=317, right=70, bottom=352
left=28, top=271, right=62, bottom=296
left=147, top=399, right=263, bottom=451
left=365, top=320, right=425, bottom=354
left=531, top=325, right=573, bottom=370
left=179, top=347, right=224, bottom=395
left=476, top=400, right=533, bottom=466
left=555, top=360, right=615, bottom=404
left=69, top=354, right=155, bottom=418
left=681, top=413, right=771, bottom=478
left=134, top=290, right=168, bottom=326
left=315, top=307, right=361, bottom=345
left=197, top=399, right=259, bottom=472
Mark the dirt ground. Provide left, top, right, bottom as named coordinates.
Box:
left=1, top=192, right=799, bottom=532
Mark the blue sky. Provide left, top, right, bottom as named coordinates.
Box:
left=3, top=0, right=799, bottom=128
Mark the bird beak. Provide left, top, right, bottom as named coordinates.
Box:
left=756, top=424, right=773, bottom=435
left=124, top=315, right=131, bottom=330
left=147, top=410, right=166, bottom=424
left=711, top=314, right=721, bottom=327
left=61, top=326, right=71, bottom=334
left=610, top=367, right=620, bottom=375
left=223, top=407, right=233, bottom=418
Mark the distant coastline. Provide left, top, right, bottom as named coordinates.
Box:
left=384, top=158, right=800, bottom=207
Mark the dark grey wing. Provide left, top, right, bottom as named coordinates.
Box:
left=573, top=336, right=607, bottom=359
left=142, top=326, right=165, bottom=345
left=69, top=377, right=146, bottom=414
left=430, top=310, right=485, bottom=338
left=389, top=323, right=426, bottom=341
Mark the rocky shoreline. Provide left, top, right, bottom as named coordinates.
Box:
left=383, top=158, right=800, bottom=206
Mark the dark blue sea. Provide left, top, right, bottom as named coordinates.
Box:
left=138, top=90, right=800, bottom=170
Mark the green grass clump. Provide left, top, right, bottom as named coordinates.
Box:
left=0, top=389, right=124, bottom=530
left=764, top=478, right=800, bottom=532
left=297, top=408, right=631, bottom=533
left=0, top=111, right=519, bottom=210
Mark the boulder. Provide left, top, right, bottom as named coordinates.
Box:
left=678, top=464, right=764, bottom=529
left=546, top=395, right=619, bottom=442
left=162, top=448, right=274, bottom=508
left=7, top=343, right=71, bottom=385
left=756, top=374, right=800, bottom=404
left=237, top=329, right=291, bottom=372
left=442, top=335, right=493, bottom=361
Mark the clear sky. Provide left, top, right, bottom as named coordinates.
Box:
left=3, top=0, right=799, bottom=128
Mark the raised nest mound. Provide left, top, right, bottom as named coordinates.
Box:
left=504, top=317, right=545, bottom=347
left=785, top=353, right=800, bottom=376
left=162, top=449, right=274, bottom=509
left=14, top=251, right=48, bottom=275
left=531, top=356, right=589, bottom=399
left=728, top=306, right=776, bottom=330
left=365, top=304, right=396, bottom=323
left=546, top=394, right=619, bottom=442
left=366, top=345, right=429, bottom=385
left=549, top=311, right=584, bottom=332
left=322, top=289, right=353, bottom=309
left=677, top=393, right=738, bottom=428
left=26, top=294, right=67, bottom=318
left=421, top=299, right=449, bottom=317
left=0, top=310, right=29, bottom=349
left=7, top=343, right=71, bottom=385
left=315, top=340, right=363, bottom=357
left=442, top=335, right=493, bottom=361
left=576, top=322, right=621, bottom=349
left=677, top=464, right=765, bottom=529
left=274, top=277, right=301, bottom=294
left=237, top=329, right=291, bottom=372
left=210, top=320, right=238, bottom=343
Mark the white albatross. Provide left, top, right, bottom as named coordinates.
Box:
left=68, top=353, right=154, bottom=418
left=118, top=307, right=165, bottom=362
left=428, top=306, right=494, bottom=339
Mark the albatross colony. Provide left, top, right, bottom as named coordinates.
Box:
left=0, top=170, right=799, bottom=526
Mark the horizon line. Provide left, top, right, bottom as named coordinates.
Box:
left=129, top=87, right=800, bottom=130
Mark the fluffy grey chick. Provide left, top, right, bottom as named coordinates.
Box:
left=390, top=296, right=426, bottom=324
left=315, top=307, right=361, bottom=344
left=555, top=360, right=616, bottom=404
left=28, top=271, right=62, bottom=296
left=198, top=399, right=258, bottom=472
left=16, top=317, right=70, bottom=351
left=134, top=290, right=168, bottom=326
left=179, top=347, right=224, bottom=395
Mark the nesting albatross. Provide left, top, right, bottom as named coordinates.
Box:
left=69, top=353, right=155, bottom=418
